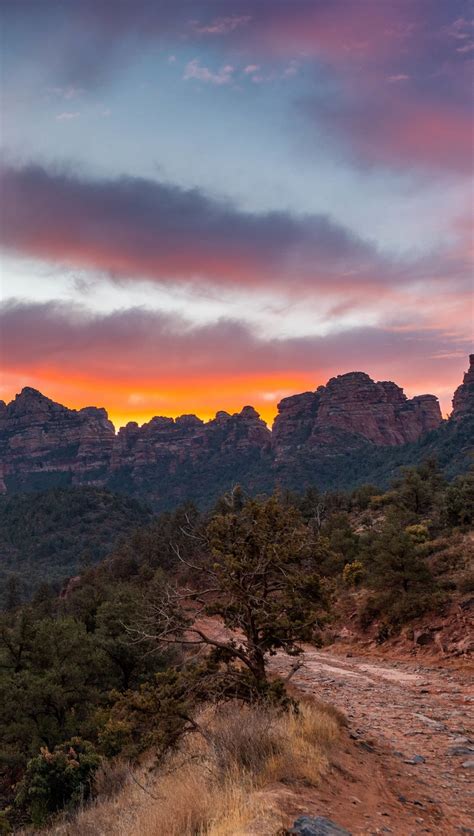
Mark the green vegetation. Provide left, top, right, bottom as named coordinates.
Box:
left=276, top=415, right=474, bottom=497
left=0, top=487, right=151, bottom=606
left=0, top=464, right=472, bottom=830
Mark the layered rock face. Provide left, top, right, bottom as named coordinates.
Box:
left=0, top=388, right=115, bottom=492
left=109, top=405, right=272, bottom=504
left=452, top=355, right=474, bottom=420
left=273, top=372, right=442, bottom=455
left=0, top=391, right=271, bottom=501
left=112, top=405, right=270, bottom=473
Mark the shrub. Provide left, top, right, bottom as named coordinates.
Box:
left=46, top=701, right=341, bottom=836
left=16, top=738, right=100, bottom=826
left=92, top=759, right=129, bottom=800
left=457, top=572, right=474, bottom=593
left=342, top=560, right=365, bottom=587
left=405, top=524, right=429, bottom=544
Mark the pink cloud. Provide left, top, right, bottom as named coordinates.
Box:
left=0, top=163, right=390, bottom=296
left=314, top=88, right=473, bottom=172
left=1, top=299, right=470, bottom=421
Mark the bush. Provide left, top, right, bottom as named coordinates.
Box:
left=92, top=759, right=129, bottom=800
left=405, top=524, right=429, bottom=544
left=47, top=701, right=342, bottom=836
left=361, top=589, right=446, bottom=635
left=16, top=738, right=100, bottom=826
left=342, top=560, right=364, bottom=587
left=358, top=596, right=381, bottom=629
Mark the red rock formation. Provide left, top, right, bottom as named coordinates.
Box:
left=111, top=405, right=270, bottom=476
left=0, top=387, right=115, bottom=493
left=273, top=371, right=442, bottom=454
left=452, top=354, right=474, bottom=420
left=2, top=360, right=466, bottom=504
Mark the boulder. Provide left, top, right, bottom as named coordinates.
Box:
left=413, top=629, right=434, bottom=646
left=287, top=816, right=351, bottom=836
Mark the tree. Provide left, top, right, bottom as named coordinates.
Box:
left=443, top=468, right=474, bottom=527
left=95, top=585, right=169, bottom=689
left=131, top=494, right=327, bottom=703
left=392, top=459, right=445, bottom=517
left=4, top=575, right=22, bottom=611
left=360, top=517, right=439, bottom=627
left=0, top=616, right=106, bottom=771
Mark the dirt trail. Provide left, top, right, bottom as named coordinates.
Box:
left=271, top=645, right=474, bottom=835
left=196, top=618, right=473, bottom=833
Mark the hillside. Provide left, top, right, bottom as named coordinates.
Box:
left=0, top=487, right=151, bottom=606
left=0, top=465, right=472, bottom=833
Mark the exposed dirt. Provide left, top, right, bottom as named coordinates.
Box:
left=198, top=618, right=473, bottom=834
left=272, top=646, right=474, bottom=835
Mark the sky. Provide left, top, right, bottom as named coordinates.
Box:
left=0, top=0, right=473, bottom=428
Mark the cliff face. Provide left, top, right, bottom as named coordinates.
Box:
left=0, top=388, right=115, bottom=492
left=273, top=372, right=442, bottom=456
left=0, top=361, right=469, bottom=507
left=452, top=355, right=474, bottom=420
left=112, top=405, right=270, bottom=473
left=0, top=391, right=272, bottom=502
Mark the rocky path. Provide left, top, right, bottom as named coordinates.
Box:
left=271, top=647, right=474, bottom=835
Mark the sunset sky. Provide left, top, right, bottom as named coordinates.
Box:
left=1, top=0, right=472, bottom=428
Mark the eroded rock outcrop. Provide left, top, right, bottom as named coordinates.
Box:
left=452, top=355, right=474, bottom=420
left=0, top=388, right=115, bottom=492
left=111, top=405, right=270, bottom=476
left=273, top=371, right=442, bottom=456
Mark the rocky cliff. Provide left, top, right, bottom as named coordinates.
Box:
left=0, top=360, right=471, bottom=508
left=273, top=372, right=442, bottom=457
left=0, top=388, right=115, bottom=493
left=452, top=354, right=474, bottom=420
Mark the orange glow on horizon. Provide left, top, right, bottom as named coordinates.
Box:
left=2, top=357, right=464, bottom=430
left=1, top=368, right=323, bottom=430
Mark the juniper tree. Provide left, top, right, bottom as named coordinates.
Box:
left=131, top=493, right=328, bottom=703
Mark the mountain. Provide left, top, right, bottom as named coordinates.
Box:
left=0, top=357, right=472, bottom=510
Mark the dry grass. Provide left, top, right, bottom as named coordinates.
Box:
left=47, top=699, right=342, bottom=836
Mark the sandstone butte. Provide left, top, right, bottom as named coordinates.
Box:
left=0, top=355, right=472, bottom=497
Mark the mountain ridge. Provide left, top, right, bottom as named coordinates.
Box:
left=0, top=368, right=450, bottom=435
left=0, top=356, right=472, bottom=508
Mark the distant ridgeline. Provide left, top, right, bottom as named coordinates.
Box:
left=0, top=356, right=473, bottom=512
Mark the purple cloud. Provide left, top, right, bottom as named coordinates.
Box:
left=0, top=162, right=390, bottom=294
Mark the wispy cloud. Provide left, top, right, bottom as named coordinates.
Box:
left=55, top=111, right=80, bottom=120
left=283, top=60, right=299, bottom=78
left=48, top=85, right=83, bottom=100
left=192, top=15, right=251, bottom=36
left=183, top=59, right=234, bottom=85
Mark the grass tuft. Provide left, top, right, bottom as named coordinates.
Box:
left=46, top=699, right=343, bottom=836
